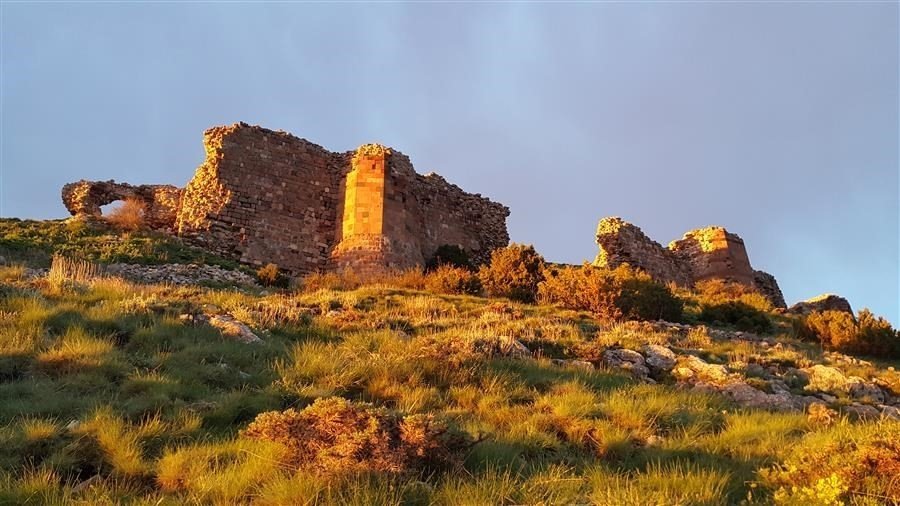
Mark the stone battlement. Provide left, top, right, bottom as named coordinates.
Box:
left=62, top=123, right=510, bottom=275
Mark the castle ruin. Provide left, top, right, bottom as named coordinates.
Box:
left=62, top=123, right=510, bottom=274
left=594, top=217, right=786, bottom=307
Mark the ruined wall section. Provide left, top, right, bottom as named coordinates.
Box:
left=669, top=227, right=755, bottom=285
left=593, top=217, right=693, bottom=286
left=177, top=123, right=347, bottom=274
left=61, top=180, right=182, bottom=230
left=413, top=172, right=510, bottom=266
left=330, top=147, right=510, bottom=273
left=593, top=217, right=786, bottom=308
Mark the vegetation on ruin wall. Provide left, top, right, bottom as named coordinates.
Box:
left=0, top=218, right=244, bottom=271
left=1, top=262, right=899, bottom=504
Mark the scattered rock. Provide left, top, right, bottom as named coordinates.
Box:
left=879, top=405, right=900, bottom=420
left=801, top=365, right=852, bottom=394
left=721, top=383, right=799, bottom=412
left=788, top=294, right=853, bottom=316
left=849, top=381, right=886, bottom=404
left=680, top=355, right=732, bottom=385
left=844, top=403, right=880, bottom=421
left=106, top=263, right=257, bottom=286
left=641, top=344, right=676, bottom=376
left=206, top=314, right=261, bottom=343
left=498, top=336, right=531, bottom=359
left=601, top=348, right=649, bottom=379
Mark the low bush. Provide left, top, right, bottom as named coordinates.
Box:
left=426, top=245, right=472, bottom=270
left=698, top=301, right=774, bottom=334
left=478, top=244, right=545, bottom=303
left=104, top=198, right=146, bottom=232
left=797, top=309, right=900, bottom=358
left=241, top=397, right=469, bottom=476
left=692, top=279, right=774, bottom=312
left=760, top=421, right=900, bottom=504
left=424, top=265, right=482, bottom=295
left=256, top=263, right=289, bottom=288
left=539, top=264, right=683, bottom=322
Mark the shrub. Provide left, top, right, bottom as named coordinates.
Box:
left=300, top=269, right=361, bottom=292
left=761, top=421, right=900, bottom=504
left=798, top=309, right=900, bottom=358
left=697, top=301, right=773, bottom=334
left=692, top=279, right=773, bottom=312
left=104, top=198, right=145, bottom=232
left=478, top=244, right=545, bottom=303
left=539, top=264, right=683, bottom=322
left=426, top=245, right=472, bottom=271
left=424, top=265, right=482, bottom=295
left=256, top=263, right=289, bottom=288
left=241, top=397, right=469, bottom=476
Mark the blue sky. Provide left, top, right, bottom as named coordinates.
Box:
left=2, top=3, right=897, bottom=323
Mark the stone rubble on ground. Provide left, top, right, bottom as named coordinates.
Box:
left=182, top=312, right=262, bottom=344
left=541, top=319, right=899, bottom=420
left=105, top=263, right=258, bottom=286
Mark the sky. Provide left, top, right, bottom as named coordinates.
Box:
left=1, top=3, right=898, bottom=323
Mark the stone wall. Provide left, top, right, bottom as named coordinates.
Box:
left=176, top=123, right=347, bottom=274
left=149, top=122, right=508, bottom=275
left=593, top=217, right=786, bottom=308
left=61, top=180, right=182, bottom=230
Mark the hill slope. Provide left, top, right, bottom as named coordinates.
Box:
left=0, top=220, right=898, bottom=505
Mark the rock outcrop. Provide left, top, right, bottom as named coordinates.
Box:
left=788, top=294, right=853, bottom=316
left=63, top=123, right=510, bottom=275
left=593, top=217, right=785, bottom=307
left=61, top=180, right=183, bottom=230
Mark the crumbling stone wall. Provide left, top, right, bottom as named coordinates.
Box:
left=61, top=180, right=182, bottom=230
left=593, top=217, right=786, bottom=308
left=171, top=122, right=509, bottom=275
left=669, top=227, right=755, bottom=285
left=593, top=217, right=693, bottom=286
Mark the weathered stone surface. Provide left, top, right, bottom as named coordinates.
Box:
left=105, top=263, right=257, bottom=286
left=177, top=124, right=509, bottom=275
left=641, top=344, right=677, bottom=375
left=61, top=180, right=183, bottom=230
left=205, top=314, right=261, bottom=343
left=802, top=365, right=852, bottom=394
left=65, top=123, right=509, bottom=276
left=751, top=270, right=786, bottom=309
left=788, top=294, right=853, bottom=316
left=593, top=217, right=785, bottom=308
left=679, top=355, right=732, bottom=385
left=670, top=226, right=754, bottom=285
left=601, top=348, right=650, bottom=378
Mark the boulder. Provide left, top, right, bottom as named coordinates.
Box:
left=601, top=348, right=649, bottom=379
left=680, top=355, right=732, bottom=385
left=848, top=381, right=886, bottom=404
left=788, top=294, right=853, bottom=316
left=641, top=344, right=677, bottom=376
left=801, top=365, right=852, bottom=394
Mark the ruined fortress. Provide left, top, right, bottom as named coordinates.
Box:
left=594, top=217, right=786, bottom=308
left=60, top=123, right=786, bottom=306
left=62, top=123, right=510, bottom=274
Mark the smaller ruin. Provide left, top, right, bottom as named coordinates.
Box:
left=61, top=180, right=183, bottom=230
left=594, top=217, right=786, bottom=307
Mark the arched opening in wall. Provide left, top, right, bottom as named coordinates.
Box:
left=101, top=198, right=146, bottom=232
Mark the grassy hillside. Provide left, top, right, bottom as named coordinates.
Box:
left=0, top=220, right=898, bottom=505
left=0, top=219, right=242, bottom=270
left=0, top=267, right=897, bottom=505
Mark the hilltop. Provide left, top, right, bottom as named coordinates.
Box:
left=0, top=218, right=899, bottom=505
